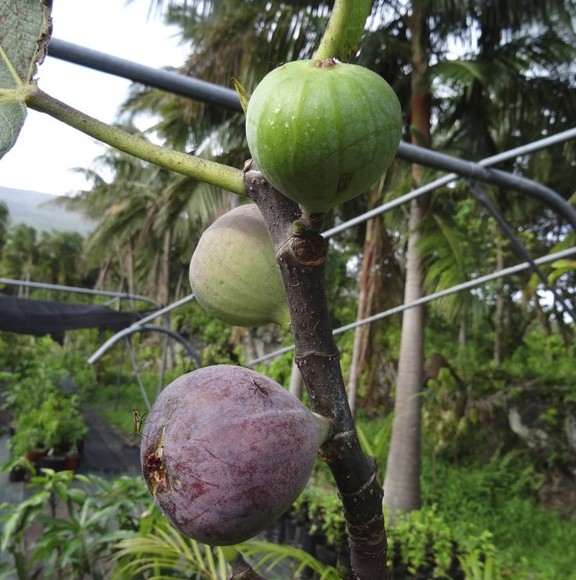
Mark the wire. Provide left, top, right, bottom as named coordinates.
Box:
left=246, top=246, right=576, bottom=366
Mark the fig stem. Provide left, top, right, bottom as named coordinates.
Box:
left=244, top=165, right=388, bottom=579
left=312, top=412, right=334, bottom=445
left=314, top=0, right=373, bottom=62
left=226, top=549, right=266, bottom=580
left=26, top=87, right=246, bottom=197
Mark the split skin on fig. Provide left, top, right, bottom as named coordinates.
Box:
left=140, top=365, right=331, bottom=546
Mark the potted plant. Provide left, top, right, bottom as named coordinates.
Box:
left=9, top=393, right=88, bottom=473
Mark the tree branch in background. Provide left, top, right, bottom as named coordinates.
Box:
left=244, top=162, right=388, bottom=579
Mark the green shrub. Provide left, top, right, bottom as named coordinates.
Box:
left=0, top=471, right=339, bottom=580
left=422, top=451, right=576, bottom=578
left=386, top=504, right=498, bottom=579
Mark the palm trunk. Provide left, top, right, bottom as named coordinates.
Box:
left=383, top=0, right=431, bottom=517
left=493, top=234, right=505, bottom=366
left=348, top=182, right=385, bottom=417
left=383, top=197, right=427, bottom=515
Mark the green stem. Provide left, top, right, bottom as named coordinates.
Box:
left=314, top=0, right=372, bottom=61
left=26, top=87, right=246, bottom=196
left=314, top=0, right=353, bottom=60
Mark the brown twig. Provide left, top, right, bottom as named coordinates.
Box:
left=243, top=162, right=388, bottom=579
left=228, top=552, right=266, bottom=580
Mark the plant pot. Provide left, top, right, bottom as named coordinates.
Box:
left=38, top=454, right=67, bottom=472
left=65, top=453, right=80, bottom=472
left=9, top=465, right=28, bottom=482
left=26, top=448, right=47, bottom=464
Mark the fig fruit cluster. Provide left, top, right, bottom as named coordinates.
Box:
left=189, top=203, right=289, bottom=329
left=246, top=58, right=403, bottom=214
left=140, top=365, right=331, bottom=546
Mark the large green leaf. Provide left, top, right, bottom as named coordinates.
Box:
left=0, top=0, right=52, bottom=159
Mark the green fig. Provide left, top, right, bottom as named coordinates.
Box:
left=189, top=204, right=290, bottom=328
left=246, top=58, right=403, bottom=214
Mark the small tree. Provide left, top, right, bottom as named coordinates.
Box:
left=1, top=1, right=398, bottom=577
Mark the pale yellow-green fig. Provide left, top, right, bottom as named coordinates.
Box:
left=189, top=204, right=290, bottom=329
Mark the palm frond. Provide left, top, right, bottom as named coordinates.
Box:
left=419, top=212, right=481, bottom=321
left=112, top=523, right=227, bottom=579
left=239, top=539, right=341, bottom=579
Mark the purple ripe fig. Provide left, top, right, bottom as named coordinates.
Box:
left=140, top=365, right=331, bottom=546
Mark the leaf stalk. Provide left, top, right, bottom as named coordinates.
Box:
left=25, top=87, right=246, bottom=196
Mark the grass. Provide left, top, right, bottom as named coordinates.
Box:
left=420, top=451, right=576, bottom=579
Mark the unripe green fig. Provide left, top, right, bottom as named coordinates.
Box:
left=246, top=58, right=403, bottom=214
left=189, top=204, right=290, bottom=328
left=140, top=365, right=331, bottom=546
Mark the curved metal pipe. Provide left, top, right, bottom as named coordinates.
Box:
left=88, top=323, right=201, bottom=368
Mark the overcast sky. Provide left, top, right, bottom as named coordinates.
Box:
left=1, top=0, right=188, bottom=196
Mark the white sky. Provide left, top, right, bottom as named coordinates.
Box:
left=1, top=0, right=188, bottom=196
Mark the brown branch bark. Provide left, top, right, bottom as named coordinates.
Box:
left=244, top=162, right=388, bottom=579
left=228, top=553, right=265, bottom=580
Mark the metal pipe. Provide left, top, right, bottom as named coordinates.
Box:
left=47, top=38, right=576, bottom=229
left=467, top=181, right=575, bottom=322
left=87, top=323, right=201, bottom=367
left=48, top=38, right=242, bottom=111
left=246, top=246, right=576, bottom=366
left=0, top=277, right=158, bottom=307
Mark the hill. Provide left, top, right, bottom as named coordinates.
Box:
left=0, top=187, right=94, bottom=235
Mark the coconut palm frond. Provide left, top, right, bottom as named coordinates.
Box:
left=112, top=524, right=227, bottom=579
left=418, top=213, right=481, bottom=321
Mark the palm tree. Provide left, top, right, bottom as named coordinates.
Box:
left=0, top=224, right=38, bottom=288
left=36, top=230, right=86, bottom=288
left=435, top=2, right=576, bottom=362
left=383, top=0, right=576, bottom=515
left=382, top=0, right=434, bottom=516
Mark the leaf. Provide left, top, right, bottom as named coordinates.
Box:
left=0, top=0, right=52, bottom=159
left=548, top=258, right=576, bottom=284
left=232, top=77, right=249, bottom=114
left=433, top=59, right=488, bottom=86
left=239, top=540, right=340, bottom=579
